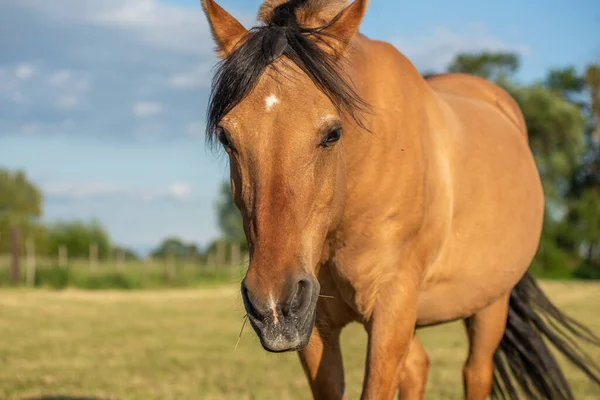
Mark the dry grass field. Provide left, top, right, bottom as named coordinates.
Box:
left=1, top=281, right=599, bottom=399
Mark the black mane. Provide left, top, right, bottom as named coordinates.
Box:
left=206, top=0, right=369, bottom=143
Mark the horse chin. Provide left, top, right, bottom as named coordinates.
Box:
left=250, top=305, right=317, bottom=353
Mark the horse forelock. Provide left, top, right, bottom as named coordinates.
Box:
left=258, top=0, right=349, bottom=27
left=206, top=0, right=369, bottom=144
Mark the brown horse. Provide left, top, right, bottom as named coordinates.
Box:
left=200, top=0, right=600, bottom=398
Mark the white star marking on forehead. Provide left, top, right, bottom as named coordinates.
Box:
left=265, top=94, right=280, bottom=111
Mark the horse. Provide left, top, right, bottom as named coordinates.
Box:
left=200, top=0, right=600, bottom=398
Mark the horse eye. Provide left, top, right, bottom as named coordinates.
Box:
left=216, top=128, right=231, bottom=148
left=321, top=127, right=342, bottom=147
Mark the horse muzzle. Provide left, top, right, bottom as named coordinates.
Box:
left=241, top=275, right=319, bottom=352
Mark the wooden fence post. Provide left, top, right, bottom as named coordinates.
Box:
left=89, top=243, right=98, bottom=270
left=216, top=240, right=225, bottom=268
left=25, top=238, right=36, bottom=287
left=166, top=253, right=175, bottom=280
left=230, top=242, right=240, bottom=278
left=10, top=225, right=21, bottom=285
left=58, top=245, right=68, bottom=268
left=116, top=249, right=124, bottom=270
left=207, top=251, right=216, bottom=276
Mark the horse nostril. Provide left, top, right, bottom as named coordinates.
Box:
left=241, top=282, right=263, bottom=321
left=287, top=279, right=312, bottom=316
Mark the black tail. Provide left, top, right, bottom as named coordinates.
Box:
left=492, top=272, right=600, bottom=400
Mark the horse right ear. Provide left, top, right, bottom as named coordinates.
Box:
left=320, top=0, right=369, bottom=57
left=201, top=0, right=248, bottom=58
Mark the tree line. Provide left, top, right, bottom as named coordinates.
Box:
left=0, top=171, right=129, bottom=262
left=0, top=169, right=211, bottom=266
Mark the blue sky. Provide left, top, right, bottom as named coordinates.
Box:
left=0, top=0, right=598, bottom=254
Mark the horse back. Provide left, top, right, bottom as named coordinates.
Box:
left=424, top=73, right=527, bottom=139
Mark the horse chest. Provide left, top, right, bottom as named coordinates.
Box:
left=325, top=246, right=406, bottom=320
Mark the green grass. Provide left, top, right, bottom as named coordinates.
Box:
left=0, top=282, right=599, bottom=399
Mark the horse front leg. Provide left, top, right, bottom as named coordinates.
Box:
left=361, top=274, right=420, bottom=400
left=397, top=335, right=429, bottom=400
left=299, top=325, right=346, bottom=400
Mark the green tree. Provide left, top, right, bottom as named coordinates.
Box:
left=510, top=83, right=585, bottom=200
left=585, top=65, right=600, bottom=144
left=0, top=169, right=43, bottom=282
left=150, top=237, right=200, bottom=260
left=567, top=64, right=600, bottom=278
left=111, top=246, right=139, bottom=261
left=0, top=169, right=42, bottom=220
left=545, top=67, right=586, bottom=103
left=46, top=220, right=112, bottom=260
left=447, top=51, right=519, bottom=81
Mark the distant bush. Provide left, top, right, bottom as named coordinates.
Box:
left=529, top=266, right=575, bottom=280
left=35, top=266, right=71, bottom=289
left=573, top=263, right=600, bottom=280
left=0, top=262, right=244, bottom=290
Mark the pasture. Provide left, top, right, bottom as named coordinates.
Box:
left=1, top=281, right=599, bottom=399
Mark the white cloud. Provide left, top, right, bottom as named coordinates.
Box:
left=90, top=0, right=214, bottom=55
left=133, top=101, right=163, bottom=117
left=41, top=179, right=194, bottom=202
left=13, top=0, right=255, bottom=56
left=56, top=94, right=79, bottom=109
left=11, top=91, right=25, bottom=103
left=20, top=123, right=44, bottom=134
left=170, top=64, right=213, bottom=89
left=90, top=0, right=254, bottom=55
left=48, top=70, right=91, bottom=93
left=0, top=1, right=256, bottom=139
left=0, top=68, right=17, bottom=92
left=168, top=182, right=192, bottom=200
left=73, top=79, right=90, bottom=92
left=43, top=181, right=125, bottom=199
left=17, top=120, right=75, bottom=135
left=94, top=1, right=188, bottom=28
left=2, top=65, right=90, bottom=110
left=392, top=24, right=530, bottom=73
left=49, top=70, right=72, bottom=86
left=185, top=121, right=204, bottom=137
left=15, top=63, right=36, bottom=80
left=61, top=119, right=75, bottom=130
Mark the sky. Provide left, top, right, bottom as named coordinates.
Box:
left=0, top=0, right=599, bottom=254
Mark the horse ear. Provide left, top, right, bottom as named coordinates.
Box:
left=201, top=0, right=248, bottom=58
left=320, top=0, right=369, bottom=57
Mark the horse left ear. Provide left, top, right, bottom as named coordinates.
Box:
left=201, top=0, right=248, bottom=58
left=320, top=0, right=369, bottom=57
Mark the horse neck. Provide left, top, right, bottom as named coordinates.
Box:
left=341, top=35, right=435, bottom=203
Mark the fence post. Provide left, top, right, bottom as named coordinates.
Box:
left=89, top=243, right=98, bottom=270
left=216, top=240, right=225, bottom=268
left=58, top=245, right=68, bottom=268
left=230, top=242, right=240, bottom=279
left=207, top=251, right=216, bottom=277
left=25, top=238, right=36, bottom=287
left=10, top=225, right=21, bottom=285
left=116, top=249, right=124, bottom=270
left=166, top=253, right=175, bottom=281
